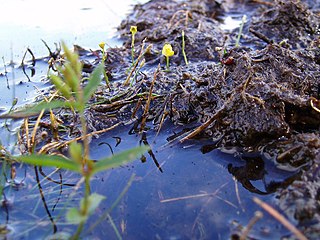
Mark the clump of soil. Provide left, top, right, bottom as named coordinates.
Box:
left=21, top=0, right=320, bottom=238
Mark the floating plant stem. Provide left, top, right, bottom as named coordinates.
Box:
left=236, top=15, right=247, bottom=48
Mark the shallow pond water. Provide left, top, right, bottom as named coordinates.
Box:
left=0, top=0, right=305, bottom=239
left=1, top=122, right=295, bottom=239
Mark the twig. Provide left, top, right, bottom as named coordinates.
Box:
left=21, top=48, right=36, bottom=82
left=160, top=182, right=229, bottom=203
left=179, top=104, right=225, bottom=142
left=240, top=211, right=263, bottom=240
left=31, top=90, right=59, bottom=149
left=252, top=0, right=274, bottom=6
left=24, top=118, right=30, bottom=152
left=253, top=197, right=308, bottom=240
left=123, top=40, right=152, bottom=86
left=249, top=28, right=273, bottom=44
left=107, top=213, right=123, bottom=240
left=39, top=122, right=122, bottom=154
left=310, top=97, right=320, bottom=113
left=234, top=177, right=245, bottom=212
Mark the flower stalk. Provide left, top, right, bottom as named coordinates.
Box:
left=162, top=43, right=174, bottom=71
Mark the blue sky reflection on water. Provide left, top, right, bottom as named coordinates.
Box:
left=0, top=0, right=148, bottom=62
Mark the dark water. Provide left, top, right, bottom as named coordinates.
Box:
left=1, top=122, right=295, bottom=239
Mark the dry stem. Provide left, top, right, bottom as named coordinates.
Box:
left=253, top=197, right=308, bottom=240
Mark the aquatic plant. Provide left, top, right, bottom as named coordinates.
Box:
left=162, top=43, right=174, bottom=71
left=236, top=15, right=247, bottom=47
left=99, top=42, right=110, bottom=88
left=0, top=42, right=148, bottom=239
left=130, top=26, right=138, bottom=63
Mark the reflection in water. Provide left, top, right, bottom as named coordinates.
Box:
left=1, top=124, right=298, bottom=239
left=227, top=152, right=300, bottom=195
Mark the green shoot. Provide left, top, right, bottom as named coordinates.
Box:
left=99, top=42, right=110, bottom=89
left=130, top=26, right=138, bottom=63
left=236, top=15, right=247, bottom=48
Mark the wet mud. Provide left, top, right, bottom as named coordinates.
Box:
left=113, top=0, right=320, bottom=238
left=17, top=0, right=320, bottom=238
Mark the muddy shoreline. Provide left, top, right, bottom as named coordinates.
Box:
left=16, top=0, right=320, bottom=238
left=107, top=0, right=320, bottom=238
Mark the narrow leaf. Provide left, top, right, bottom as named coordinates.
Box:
left=92, top=145, right=149, bottom=175
left=50, top=74, right=72, bottom=99
left=62, top=64, right=80, bottom=93
left=61, top=42, right=82, bottom=75
left=66, top=208, right=86, bottom=224
left=0, top=100, right=71, bottom=119
left=81, top=193, right=105, bottom=214
left=83, top=64, right=103, bottom=103
left=69, top=142, right=83, bottom=164
left=16, top=154, right=81, bottom=172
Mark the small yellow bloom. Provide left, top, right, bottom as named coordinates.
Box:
left=99, top=42, right=105, bottom=50
left=130, top=26, right=138, bottom=35
left=162, top=43, right=174, bottom=57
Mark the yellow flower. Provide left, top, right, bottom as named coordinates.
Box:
left=130, top=26, right=138, bottom=35
left=99, top=42, right=105, bottom=50
left=162, top=43, right=174, bottom=57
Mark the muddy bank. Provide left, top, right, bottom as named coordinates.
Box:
left=110, top=0, right=320, bottom=238
left=18, top=0, right=320, bottom=238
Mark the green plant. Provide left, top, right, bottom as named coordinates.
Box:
left=99, top=42, right=110, bottom=89
left=182, top=30, right=188, bottom=65
left=130, top=26, right=138, bottom=63
left=162, top=43, right=174, bottom=71
left=1, top=42, right=148, bottom=239
left=235, top=15, right=247, bottom=48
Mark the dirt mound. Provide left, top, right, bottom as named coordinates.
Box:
left=113, top=0, right=320, bottom=238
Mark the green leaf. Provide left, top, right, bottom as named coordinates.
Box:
left=61, top=42, right=82, bottom=76
left=66, top=207, right=86, bottom=224
left=69, top=142, right=83, bottom=164
left=91, top=145, right=149, bottom=175
left=16, top=154, right=81, bottom=172
left=50, top=74, right=72, bottom=99
left=62, top=64, right=80, bottom=93
left=66, top=194, right=105, bottom=225
left=83, top=64, right=103, bottom=103
left=81, top=193, right=105, bottom=215
left=0, top=100, right=72, bottom=119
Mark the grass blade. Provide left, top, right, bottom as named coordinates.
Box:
left=83, top=64, right=103, bottom=103
left=17, top=154, right=81, bottom=172
left=92, top=145, right=149, bottom=175
left=0, top=100, right=71, bottom=119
